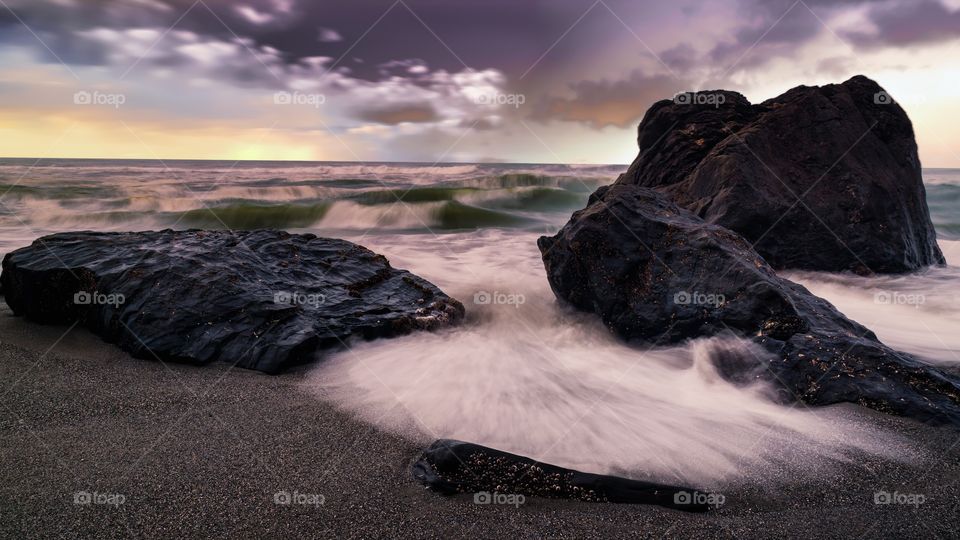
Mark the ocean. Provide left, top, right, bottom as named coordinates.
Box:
left=1, top=158, right=957, bottom=485
left=0, top=159, right=623, bottom=251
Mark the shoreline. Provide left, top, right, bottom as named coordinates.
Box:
left=1, top=305, right=958, bottom=538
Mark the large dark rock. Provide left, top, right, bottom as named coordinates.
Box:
left=1, top=230, right=464, bottom=374
left=412, top=439, right=716, bottom=512
left=617, top=75, right=943, bottom=274
left=539, top=185, right=960, bottom=425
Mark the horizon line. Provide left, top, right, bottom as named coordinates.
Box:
left=1, top=157, right=959, bottom=170
left=0, top=156, right=631, bottom=167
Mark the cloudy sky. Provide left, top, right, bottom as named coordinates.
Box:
left=1, top=0, right=958, bottom=165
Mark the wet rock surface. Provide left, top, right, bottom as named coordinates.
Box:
left=412, top=439, right=714, bottom=512
left=1, top=229, right=464, bottom=374
left=617, top=75, right=944, bottom=274
left=539, top=184, right=960, bottom=425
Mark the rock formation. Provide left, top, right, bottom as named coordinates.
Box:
left=1, top=230, right=464, bottom=374
left=413, top=439, right=715, bottom=512
left=616, top=75, right=943, bottom=274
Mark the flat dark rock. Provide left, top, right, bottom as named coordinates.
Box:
left=0, top=230, right=464, bottom=374
left=539, top=185, right=960, bottom=425
left=617, top=75, right=943, bottom=274
left=412, top=439, right=715, bottom=512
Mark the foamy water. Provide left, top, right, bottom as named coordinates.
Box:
left=788, top=242, right=960, bottom=365
left=306, top=231, right=917, bottom=486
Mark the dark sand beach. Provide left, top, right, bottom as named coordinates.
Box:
left=2, top=305, right=958, bottom=539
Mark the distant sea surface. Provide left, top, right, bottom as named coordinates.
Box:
left=0, top=158, right=624, bottom=252
left=1, top=158, right=957, bottom=483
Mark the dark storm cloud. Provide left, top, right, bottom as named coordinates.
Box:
left=355, top=102, right=438, bottom=125
left=530, top=71, right=688, bottom=129
left=0, top=0, right=579, bottom=80
left=843, top=0, right=960, bottom=48
left=659, top=44, right=697, bottom=73
left=816, top=56, right=858, bottom=77
left=0, top=0, right=283, bottom=66
left=700, top=0, right=960, bottom=70
left=602, top=0, right=957, bottom=93
left=702, top=0, right=852, bottom=69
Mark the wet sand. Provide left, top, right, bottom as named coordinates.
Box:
left=0, top=305, right=958, bottom=539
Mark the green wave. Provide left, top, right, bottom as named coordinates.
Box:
left=58, top=210, right=145, bottom=224
left=317, top=178, right=388, bottom=188
left=432, top=201, right=532, bottom=229
left=490, top=173, right=553, bottom=188
left=175, top=202, right=331, bottom=229
left=464, top=174, right=603, bottom=192
left=927, top=184, right=960, bottom=240
left=352, top=187, right=475, bottom=205
left=0, top=184, right=39, bottom=197
left=556, top=178, right=605, bottom=193
left=0, top=184, right=116, bottom=199
left=480, top=187, right=586, bottom=212
left=937, top=225, right=960, bottom=240
left=350, top=182, right=591, bottom=212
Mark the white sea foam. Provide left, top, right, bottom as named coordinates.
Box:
left=306, top=231, right=914, bottom=487
left=788, top=264, right=960, bottom=366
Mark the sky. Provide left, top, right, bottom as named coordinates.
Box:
left=0, top=0, right=958, bottom=165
